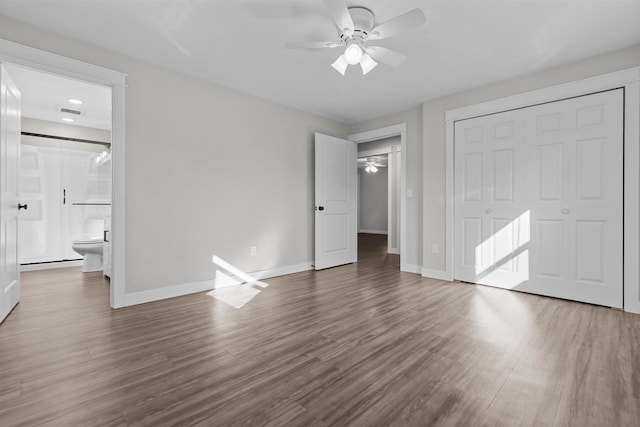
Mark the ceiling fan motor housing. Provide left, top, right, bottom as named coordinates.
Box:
left=342, top=7, right=374, bottom=44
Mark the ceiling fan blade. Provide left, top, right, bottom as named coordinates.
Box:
left=323, top=0, right=354, bottom=33
left=369, top=9, right=426, bottom=40
left=285, top=41, right=342, bottom=49
left=367, top=46, right=406, bottom=67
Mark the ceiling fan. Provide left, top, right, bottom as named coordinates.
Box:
left=285, top=1, right=426, bottom=75
left=358, top=157, right=387, bottom=173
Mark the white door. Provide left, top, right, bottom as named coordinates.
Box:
left=525, top=90, right=623, bottom=307
left=314, top=133, right=357, bottom=270
left=454, top=89, right=623, bottom=308
left=454, top=110, right=529, bottom=289
left=1, top=64, right=22, bottom=324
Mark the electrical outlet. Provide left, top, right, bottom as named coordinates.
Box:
left=432, top=243, right=439, bottom=254
left=250, top=245, right=257, bottom=256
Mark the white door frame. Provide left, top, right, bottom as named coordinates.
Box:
left=349, top=123, right=408, bottom=270
left=0, top=39, right=127, bottom=309
left=442, top=67, right=640, bottom=313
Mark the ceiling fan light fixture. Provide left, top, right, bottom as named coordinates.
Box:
left=365, top=163, right=378, bottom=173
left=360, top=54, right=377, bottom=75
left=286, top=3, right=426, bottom=76
left=331, top=54, right=348, bottom=75
left=344, top=42, right=363, bottom=65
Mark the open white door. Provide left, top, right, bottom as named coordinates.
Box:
left=314, top=133, right=357, bottom=270
left=0, top=64, right=22, bottom=324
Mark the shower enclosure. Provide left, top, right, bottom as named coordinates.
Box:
left=19, top=134, right=111, bottom=265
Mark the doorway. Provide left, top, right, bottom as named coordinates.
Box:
left=0, top=39, right=126, bottom=310
left=357, top=137, right=401, bottom=261
left=1, top=64, right=113, bottom=321
left=349, top=123, right=407, bottom=270
left=9, top=65, right=113, bottom=274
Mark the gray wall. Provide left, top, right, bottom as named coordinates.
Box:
left=1, top=16, right=349, bottom=294
left=422, top=45, right=640, bottom=273
left=358, top=166, right=388, bottom=233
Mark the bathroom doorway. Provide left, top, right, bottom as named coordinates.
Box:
left=1, top=41, right=126, bottom=314
left=7, top=64, right=113, bottom=291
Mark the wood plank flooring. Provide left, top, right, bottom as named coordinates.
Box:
left=1, top=234, right=639, bottom=426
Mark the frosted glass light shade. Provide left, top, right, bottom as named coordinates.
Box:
left=360, top=54, right=377, bottom=75
left=344, top=43, right=363, bottom=65
left=331, top=54, right=348, bottom=75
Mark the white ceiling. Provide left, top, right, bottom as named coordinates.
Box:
left=5, top=65, right=112, bottom=130
left=1, top=1, right=639, bottom=124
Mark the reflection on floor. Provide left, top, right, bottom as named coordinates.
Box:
left=1, top=250, right=639, bottom=425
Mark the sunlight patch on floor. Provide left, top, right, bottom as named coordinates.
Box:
left=209, top=255, right=269, bottom=309
left=207, top=282, right=268, bottom=309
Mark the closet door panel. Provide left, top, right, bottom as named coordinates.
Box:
left=454, top=111, right=527, bottom=287
left=570, top=89, right=623, bottom=307
left=525, top=102, right=572, bottom=299
left=454, top=116, right=487, bottom=281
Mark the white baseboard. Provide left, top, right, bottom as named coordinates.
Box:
left=358, top=229, right=388, bottom=235
left=124, top=262, right=312, bottom=307
left=124, top=280, right=216, bottom=307
left=401, top=263, right=422, bottom=275
left=387, top=247, right=399, bottom=255
left=250, top=262, right=312, bottom=280
left=421, top=268, right=453, bottom=281
left=21, top=260, right=83, bottom=271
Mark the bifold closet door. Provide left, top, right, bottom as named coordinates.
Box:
left=525, top=89, right=623, bottom=307
left=454, top=89, right=623, bottom=308
left=454, top=110, right=528, bottom=289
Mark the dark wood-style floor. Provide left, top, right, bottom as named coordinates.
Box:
left=1, top=234, right=639, bottom=426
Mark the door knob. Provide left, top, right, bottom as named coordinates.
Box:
left=316, top=206, right=325, bottom=211
left=485, top=208, right=492, bottom=214
left=561, top=208, right=570, bottom=214
left=18, top=203, right=28, bottom=211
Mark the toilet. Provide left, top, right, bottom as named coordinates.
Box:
left=72, top=235, right=104, bottom=272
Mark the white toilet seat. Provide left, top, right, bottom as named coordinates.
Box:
left=73, top=236, right=103, bottom=244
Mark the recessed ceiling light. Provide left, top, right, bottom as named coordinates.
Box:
left=68, top=98, right=83, bottom=105
left=62, top=117, right=74, bottom=123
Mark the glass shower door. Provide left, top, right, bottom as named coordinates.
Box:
left=19, top=141, right=64, bottom=263
left=19, top=137, right=111, bottom=264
